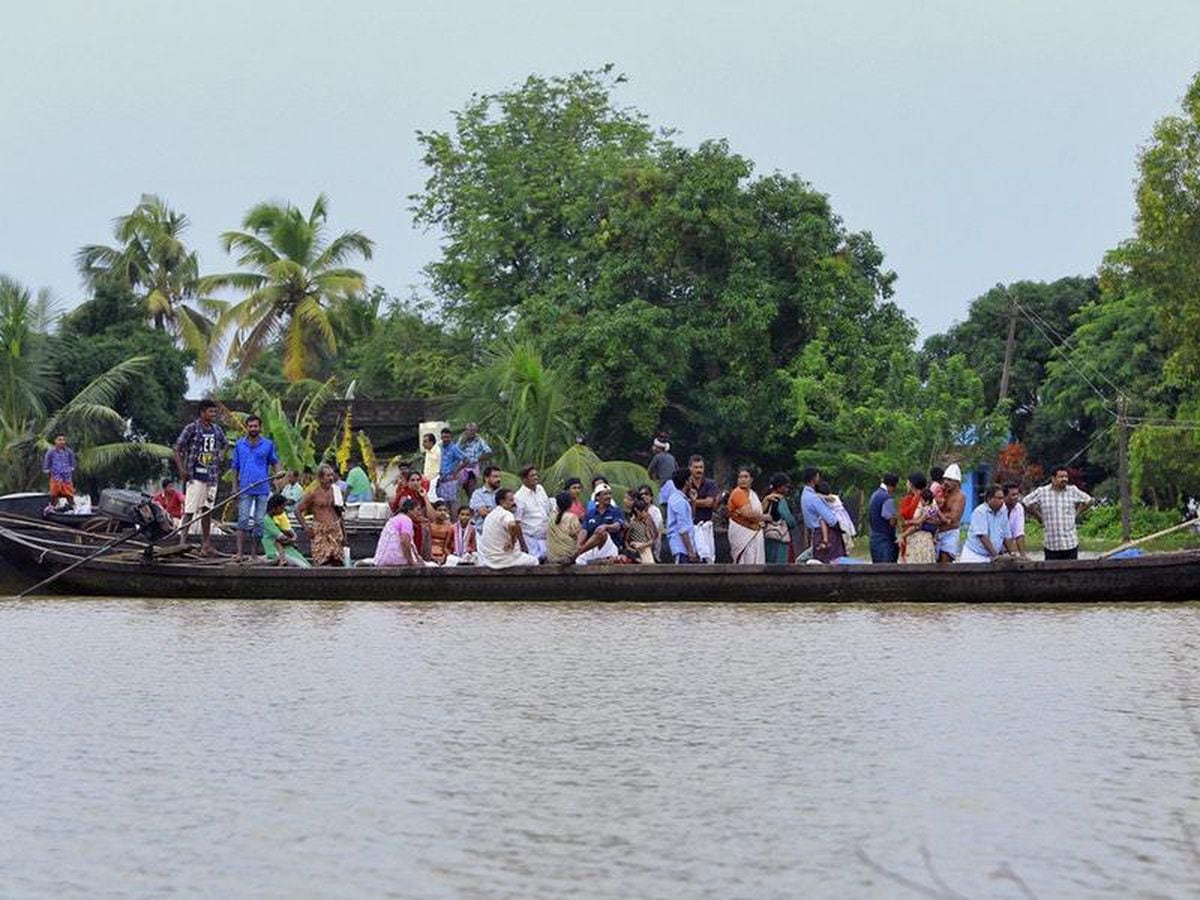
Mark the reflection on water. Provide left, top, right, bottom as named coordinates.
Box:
left=1, top=599, right=1198, bottom=898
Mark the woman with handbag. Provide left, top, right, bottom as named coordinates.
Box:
left=762, top=472, right=797, bottom=564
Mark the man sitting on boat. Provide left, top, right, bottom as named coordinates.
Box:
left=958, top=484, right=1017, bottom=563
left=479, top=488, right=539, bottom=568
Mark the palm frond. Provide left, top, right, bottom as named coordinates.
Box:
left=77, top=441, right=173, bottom=477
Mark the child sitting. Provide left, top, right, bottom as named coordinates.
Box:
left=262, top=493, right=311, bottom=567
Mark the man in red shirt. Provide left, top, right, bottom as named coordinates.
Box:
left=153, top=477, right=185, bottom=525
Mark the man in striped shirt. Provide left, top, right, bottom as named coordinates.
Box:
left=1022, top=467, right=1094, bottom=560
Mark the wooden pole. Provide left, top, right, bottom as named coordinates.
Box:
left=1117, top=395, right=1131, bottom=542
left=1099, top=517, right=1198, bottom=558
left=998, top=292, right=1017, bottom=404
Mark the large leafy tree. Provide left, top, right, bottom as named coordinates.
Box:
left=921, top=277, right=1098, bottom=440
left=76, top=194, right=224, bottom=373
left=1104, top=69, right=1200, bottom=384
left=202, top=194, right=373, bottom=381
left=413, top=68, right=907, bottom=478
left=0, top=275, right=57, bottom=448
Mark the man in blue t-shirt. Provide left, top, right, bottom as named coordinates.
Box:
left=868, top=473, right=900, bottom=564
left=578, top=483, right=626, bottom=563
left=230, top=414, right=279, bottom=561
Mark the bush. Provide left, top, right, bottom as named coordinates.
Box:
left=1077, top=502, right=1179, bottom=541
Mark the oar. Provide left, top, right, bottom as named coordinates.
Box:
left=1098, top=517, right=1200, bottom=559
left=15, top=476, right=277, bottom=598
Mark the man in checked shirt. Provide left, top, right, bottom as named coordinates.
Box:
left=1022, top=467, right=1095, bottom=560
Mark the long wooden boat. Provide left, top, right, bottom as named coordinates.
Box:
left=2, top=519, right=1198, bottom=603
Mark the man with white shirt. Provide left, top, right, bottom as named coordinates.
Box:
left=513, top=464, right=554, bottom=562
left=479, top=488, right=539, bottom=568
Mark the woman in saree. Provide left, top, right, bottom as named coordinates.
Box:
left=727, top=467, right=766, bottom=565
left=761, top=472, right=797, bottom=564
left=898, top=472, right=935, bottom=564
left=389, top=470, right=435, bottom=559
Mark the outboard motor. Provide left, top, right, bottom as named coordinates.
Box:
left=98, top=489, right=174, bottom=541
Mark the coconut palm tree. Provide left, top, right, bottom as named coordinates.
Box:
left=75, top=194, right=224, bottom=373
left=201, top=194, right=374, bottom=381
left=0, top=275, right=57, bottom=451
left=450, top=339, right=578, bottom=472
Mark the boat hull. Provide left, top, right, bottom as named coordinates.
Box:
left=2, top=523, right=1198, bottom=603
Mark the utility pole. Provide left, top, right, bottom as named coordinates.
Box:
left=1117, top=395, right=1131, bottom=542
left=998, top=291, right=1017, bottom=405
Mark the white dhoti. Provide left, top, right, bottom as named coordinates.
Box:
left=693, top=521, right=715, bottom=562
left=522, top=532, right=547, bottom=562
left=575, top=535, right=620, bottom=565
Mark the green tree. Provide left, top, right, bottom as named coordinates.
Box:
left=202, top=194, right=373, bottom=381
left=1105, top=69, right=1200, bottom=384
left=413, top=68, right=907, bottom=477
left=450, top=340, right=577, bottom=471
left=921, top=277, right=1098, bottom=440
left=0, top=276, right=57, bottom=449
left=76, top=194, right=224, bottom=373
left=57, top=283, right=191, bottom=447
left=791, top=344, right=1008, bottom=493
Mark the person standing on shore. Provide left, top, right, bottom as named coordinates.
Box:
left=868, top=473, right=900, bottom=563
left=935, top=464, right=966, bottom=563
left=42, top=433, right=76, bottom=511
left=1022, top=467, right=1094, bottom=560
left=230, top=415, right=279, bottom=562
left=174, top=399, right=228, bottom=557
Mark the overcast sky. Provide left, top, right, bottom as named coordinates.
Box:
left=3, top=1, right=1198, bottom=340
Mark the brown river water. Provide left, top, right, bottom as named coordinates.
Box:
left=1, top=597, right=1198, bottom=898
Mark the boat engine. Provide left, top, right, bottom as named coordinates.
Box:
left=98, top=489, right=174, bottom=541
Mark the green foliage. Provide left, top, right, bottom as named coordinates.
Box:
left=226, top=377, right=338, bottom=473
left=921, top=277, right=1098, bottom=439
left=493, top=443, right=652, bottom=502
left=202, top=194, right=373, bottom=381
left=450, top=340, right=577, bottom=471
left=1104, top=70, right=1200, bottom=384
left=0, top=275, right=57, bottom=444
left=791, top=344, right=1008, bottom=492
left=76, top=194, right=224, bottom=373
left=1076, top=502, right=1181, bottom=541
left=1128, top=404, right=1200, bottom=510
left=57, top=283, right=191, bottom=445
left=412, top=67, right=909, bottom=475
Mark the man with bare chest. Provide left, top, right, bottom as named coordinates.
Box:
left=935, top=463, right=966, bottom=563
left=296, top=464, right=346, bottom=566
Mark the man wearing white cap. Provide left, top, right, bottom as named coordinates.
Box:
left=936, top=463, right=967, bottom=563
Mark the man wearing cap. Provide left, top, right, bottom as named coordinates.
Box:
left=577, top=483, right=625, bottom=564
left=936, top=463, right=967, bottom=563
left=647, top=435, right=677, bottom=485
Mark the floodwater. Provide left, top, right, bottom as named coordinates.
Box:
left=1, top=598, right=1198, bottom=899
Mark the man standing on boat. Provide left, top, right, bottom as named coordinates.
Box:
left=469, top=465, right=503, bottom=534
left=684, top=455, right=720, bottom=562
left=513, top=464, right=554, bottom=562
left=1003, top=482, right=1027, bottom=557
left=1022, top=467, right=1094, bottom=560
left=868, top=473, right=900, bottom=563
left=42, top=433, right=76, bottom=511
left=800, top=466, right=843, bottom=563
left=457, top=422, right=492, bottom=498
left=935, top=464, right=966, bottom=563
left=666, top=468, right=700, bottom=564
left=436, top=427, right=467, bottom=508
left=174, top=399, right=228, bottom=557
left=958, top=484, right=1016, bottom=562
left=230, top=414, right=279, bottom=562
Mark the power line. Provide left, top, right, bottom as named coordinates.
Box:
left=1013, top=300, right=1125, bottom=398
left=1013, top=302, right=1116, bottom=413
